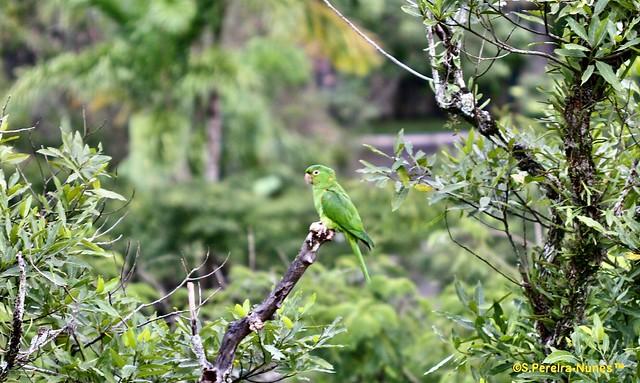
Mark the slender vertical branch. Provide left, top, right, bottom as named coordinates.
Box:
left=0, top=252, right=27, bottom=382
left=188, top=282, right=213, bottom=374
left=613, top=159, right=639, bottom=216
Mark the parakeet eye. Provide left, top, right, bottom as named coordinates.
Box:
left=313, top=170, right=320, bottom=175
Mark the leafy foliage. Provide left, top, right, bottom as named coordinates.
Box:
left=362, top=0, right=640, bottom=381
left=0, top=118, right=340, bottom=382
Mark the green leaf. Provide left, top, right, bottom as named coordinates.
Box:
left=424, top=354, right=454, bottom=375
left=581, top=65, right=595, bottom=84
left=401, top=4, right=422, bottom=17
left=479, top=196, right=491, bottom=210
left=454, top=279, right=469, bottom=307
left=42, top=271, right=67, bottom=286
left=110, top=349, right=126, bottom=368
left=242, top=298, right=250, bottom=314
left=18, top=196, right=32, bottom=217
left=616, top=37, right=640, bottom=52
left=137, top=327, right=152, bottom=342
left=463, top=129, right=474, bottom=154
left=37, top=147, right=63, bottom=158
left=362, top=144, right=391, bottom=159
left=492, top=301, right=506, bottom=331
left=514, top=12, right=544, bottom=26
left=595, top=61, right=623, bottom=92
left=2, top=152, right=29, bottom=165
left=92, top=188, right=127, bottom=201
left=588, top=16, right=606, bottom=47
left=82, top=239, right=107, bottom=254
left=593, top=313, right=605, bottom=342
left=414, top=183, right=433, bottom=192
left=576, top=214, right=614, bottom=235
left=555, top=48, right=586, bottom=57
left=438, top=181, right=469, bottom=194
left=282, top=315, right=294, bottom=329
left=233, top=304, right=247, bottom=317
left=308, top=356, right=334, bottom=372
left=391, top=186, right=409, bottom=212
left=122, top=364, right=137, bottom=378
left=0, top=115, right=8, bottom=131
left=96, top=276, right=105, bottom=294
left=263, top=344, right=285, bottom=360
left=563, top=43, right=590, bottom=51
left=394, top=129, right=405, bottom=155
left=566, top=18, right=589, bottom=42
left=593, top=0, right=608, bottom=15
left=542, top=350, right=578, bottom=364
left=123, top=328, right=137, bottom=348
left=397, top=166, right=410, bottom=186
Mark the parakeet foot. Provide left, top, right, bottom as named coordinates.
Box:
left=309, top=221, right=334, bottom=240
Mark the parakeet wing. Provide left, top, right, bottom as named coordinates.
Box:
left=321, top=188, right=374, bottom=249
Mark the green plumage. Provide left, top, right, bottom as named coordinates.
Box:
left=305, top=164, right=374, bottom=283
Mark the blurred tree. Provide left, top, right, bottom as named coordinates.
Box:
left=1, top=0, right=382, bottom=187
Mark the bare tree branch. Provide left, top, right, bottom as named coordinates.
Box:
left=484, top=3, right=565, bottom=42
left=613, top=159, right=639, bottom=216
left=202, top=222, right=335, bottom=383
left=444, top=210, right=520, bottom=285
left=16, top=326, right=70, bottom=366
left=188, top=282, right=214, bottom=373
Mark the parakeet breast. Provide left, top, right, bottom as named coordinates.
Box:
left=312, top=187, right=338, bottom=229
left=320, top=215, right=338, bottom=229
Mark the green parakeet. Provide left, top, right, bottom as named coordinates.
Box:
left=304, top=164, right=374, bottom=283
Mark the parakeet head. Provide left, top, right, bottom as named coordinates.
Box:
left=305, top=164, right=336, bottom=187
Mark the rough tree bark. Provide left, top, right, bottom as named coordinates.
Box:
left=191, top=223, right=334, bottom=383
left=0, top=253, right=26, bottom=382
left=544, top=76, right=604, bottom=347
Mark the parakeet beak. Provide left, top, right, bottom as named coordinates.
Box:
left=304, top=173, right=312, bottom=185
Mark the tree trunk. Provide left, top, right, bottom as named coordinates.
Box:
left=205, top=92, right=223, bottom=182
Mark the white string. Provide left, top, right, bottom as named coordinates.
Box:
left=321, top=0, right=433, bottom=83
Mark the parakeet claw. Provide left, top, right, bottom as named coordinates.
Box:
left=248, top=314, right=264, bottom=332
left=309, top=221, right=334, bottom=240
left=309, top=221, right=324, bottom=232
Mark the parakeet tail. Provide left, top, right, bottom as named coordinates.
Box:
left=347, top=234, right=371, bottom=283
left=360, top=231, right=374, bottom=250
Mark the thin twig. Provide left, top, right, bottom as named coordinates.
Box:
left=136, top=287, right=220, bottom=328
left=83, top=256, right=228, bottom=349
left=321, top=0, right=432, bottom=83
left=444, top=209, right=520, bottom=285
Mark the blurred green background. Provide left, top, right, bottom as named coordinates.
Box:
left=0, top=0, right=540, bottom=381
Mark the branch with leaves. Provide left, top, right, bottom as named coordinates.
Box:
left=193, top=223, right=334, bottom=383
left=324, top=0, right=640, bottom=379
